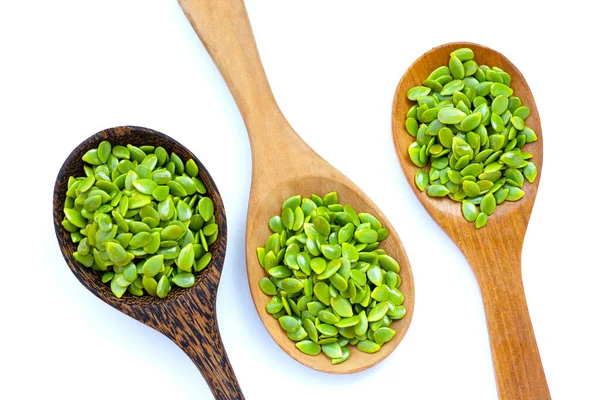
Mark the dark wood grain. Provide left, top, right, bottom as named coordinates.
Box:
left=392, top=43, right=550, bottom=399
left=177, top=0, right=414, bottom=373
left=53, top=126, right=245, bottom=399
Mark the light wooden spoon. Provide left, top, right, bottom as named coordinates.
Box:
left=392, top=42, right=550, bottom=399
left=178, top=0, right=414, bottom=373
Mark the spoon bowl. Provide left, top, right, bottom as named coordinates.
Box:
left=247, top=175, right=414, bottom=373
left=392, top=43, right=550, bottom=399
left=53, top=125, right=244, bottom=399
left=178, top=0, right=414, bottom=373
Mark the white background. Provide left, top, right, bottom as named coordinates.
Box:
left=1, top=1, right=598, bottom=399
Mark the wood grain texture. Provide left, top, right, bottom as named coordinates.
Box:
left=392, top=43, right=550, bottom=399
left=177, top=0, right=414, bottom=374
left=53, top=126, right=244, bottom=399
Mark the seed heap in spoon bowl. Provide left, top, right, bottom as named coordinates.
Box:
left=61, top=141, right=217, bottom=298
left=404, top=47, right=538, bottom=228
left=256, top=192, right=406, bottom=364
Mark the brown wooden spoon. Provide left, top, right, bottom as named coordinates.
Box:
left=177, top=0, right=414, bottom=373
left=53, top=126, right=244, bottom=399
left=392, top=43, right=550, bottom=399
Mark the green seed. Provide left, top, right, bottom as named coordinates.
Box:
left=367, top=302, right=389, bottom=322
left=460, top=112, right=482, bottom=131
left=490, top=82, right=513, bottom=97
left=356, top=340, right=380, bottom=354
left=321, top=342, right=343, bottom=359
left=451, top=48, right=474, bottom=61
left=296, top=340, right=321, bottom=356
left=475, top=212, right=488, bottom=229
left=438, top=107, right=466, bottom=124
left=462, top=181, right=481, bottom=197
left=373, top=327, right=396, bottom=345
left=449, top=55, right=465, bottom=79
left=425, top=184, right=447, bottom=197
left=156, top=275, right=171, bottom=299
left=279, top=316, right=300, bottom=333
left=172, top=273, right=195, bottom=288
left=198, top=197, right=214, bottom=221
left=480, top=193, right=497, bottom=215
left=379, top=255, right=400, bottom=273
left=441, top=79, right=465, bottom=96
left=523, top=162, right=537, bottom=183
left=407, top=86, right=431, bottom=100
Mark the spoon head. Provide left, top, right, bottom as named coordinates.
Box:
left=53, top=126, right=227, bottom=315
left=245, top=175, right=414, bottom=374
left=392, top=42, right=543, bottom=244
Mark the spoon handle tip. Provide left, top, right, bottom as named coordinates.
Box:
left=468, top=248, right=551, bottom=399
left=155, top=275, right=245, bottom=399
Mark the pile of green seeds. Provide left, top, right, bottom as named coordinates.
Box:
left=404, top=48, right=538, bottom=228
left=61, top=141, right=217, bottom=298
left=257, top=192, right=406, bottom=364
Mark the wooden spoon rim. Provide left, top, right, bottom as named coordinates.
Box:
left=53, top=125, right=228, bottom=313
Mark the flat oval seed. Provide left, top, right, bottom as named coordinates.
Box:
left=475, top=212, right=488, bottom=229
left=480, top=193, right=497, bottom=215
left=514, top=106, right=531, bottom=120
left=506, top=186, right=525, bottom=201
left=407, top=86, right=431, bottom=100
left=500, top=151, right=525, bottom=167
left=462, top=181, right=481, bottom=197
left=371, top=286, right=389, bottom=302
left=460, top=112, right=481, bottom=131
left=440, top=79, right=465, bottom=96
left=279, top=316, right=300, bottom=333
left=490, top=82, right=513, bottom=97
left=172, top=273, right=195, bottom=288
left=321, top=342, right=343, bottom=359
left=259, top=277, right=277, bottom=295
left=331, top=296, right=353, bottom=317
left=143, top=254, right=164, bottom=277
left=198, top=197, right=214, bottom=221
left=373, top=327, right=396, bottom=345
left=354, top=229, right=378, bottom=244
left=281, top=207, right=294, bottom=230
left=491, top=95, right=509, bottom=115
left=438, top=107, right=466, bottom=124
left=379, top=255, right=400, bottom=273
left=426, top=184, right=449, bottom=197
left=524, top=162, right=538, bottom=183
left=367, top=302, right=389, bottom=322
left=296, top=340, right=321, bottom=356
left=451, top=47, right=474, bottom=61
left=281, top=278, right=304, bottom=294
left=106, top=242, right=129, bottom=264
left=415, top=170, right=429, bottom=191
left=357, top=340, right=381, bottom=354
left=449, top=54, right=465, bottom=79
left=177, top=243, right=195, bottom=271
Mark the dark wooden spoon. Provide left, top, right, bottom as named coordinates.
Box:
left=392, top=43, right=550, bottom=399
left=53, top=125, right=244, bottom=399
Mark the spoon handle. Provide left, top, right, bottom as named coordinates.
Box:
left=177, top=0, right=303, bottom=155
left=467, top=248, right=551, bottom=400
left=156, top=273, right=245, bottom=399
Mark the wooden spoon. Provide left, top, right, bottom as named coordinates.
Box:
left=53, top=126, right=244, bottom=399
left=392, top=43, right=550, bottom=399
left=177, top=0, right=414, bottom=373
